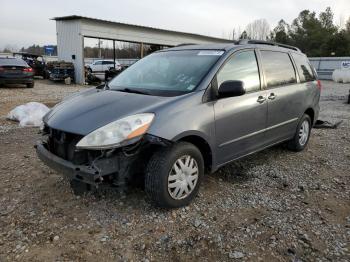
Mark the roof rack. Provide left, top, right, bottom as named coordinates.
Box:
left=238, top=40, right=300, bottom=52
left=175, top=43, right=197, bottom=47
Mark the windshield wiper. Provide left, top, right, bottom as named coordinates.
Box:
left=117, top=88, right=149, bottom=95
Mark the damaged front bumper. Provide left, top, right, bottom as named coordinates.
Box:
left=35, top=134, right=171, bottom=187
left=36, top=142, right=104, bottom=185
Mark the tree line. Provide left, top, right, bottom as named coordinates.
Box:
left=2, top=7, right=349, bottom=58
left=240, top=7, right=350, bottom=57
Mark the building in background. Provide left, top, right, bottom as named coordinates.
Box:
left=53, top=15, right=232, bottom=84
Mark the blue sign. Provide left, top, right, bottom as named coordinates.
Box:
left=44, top=45, right=55, bottom=56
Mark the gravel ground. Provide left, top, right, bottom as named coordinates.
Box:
left=0, top=80, right=349, bottom=261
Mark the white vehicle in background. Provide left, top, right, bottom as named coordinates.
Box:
left=87, top=60, right=122, bottom=73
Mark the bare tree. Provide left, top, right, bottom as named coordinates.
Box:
left=245, top=19, right=271, bottom=40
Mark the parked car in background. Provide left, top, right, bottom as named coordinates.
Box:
left=36, top=41, right=320, bottom=208
left=87, top=60, right=122, bottom=73
left=0, top=58, right=34, bottom=88
left=13, top=53, right=46, bottom=79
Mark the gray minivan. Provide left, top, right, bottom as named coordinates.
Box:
left=36, top=41, right=321, bottom=208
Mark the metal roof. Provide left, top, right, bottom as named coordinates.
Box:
left=52, top=15, right=232, bottom=43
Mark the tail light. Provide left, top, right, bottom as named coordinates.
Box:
left=23, top=67, right=33, bottom=73
left=316, top=80, right=322, bottom=91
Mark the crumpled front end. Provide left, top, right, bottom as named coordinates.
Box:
left=35, top=125, right=171, bottom=187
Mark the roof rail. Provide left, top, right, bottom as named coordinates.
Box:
left=175, top=43, right=197, bottom=47
left=238, top=39, right=300, bottom=52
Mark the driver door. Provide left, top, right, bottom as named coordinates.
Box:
left=214, top=50, right=268, bottom=165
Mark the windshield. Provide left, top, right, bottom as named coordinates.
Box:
left=108, top=50, right=223, bottom=95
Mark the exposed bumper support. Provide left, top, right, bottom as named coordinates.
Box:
left=35, top=142, right=106, bottom=185
left=35, top=134, right=172, bottom=187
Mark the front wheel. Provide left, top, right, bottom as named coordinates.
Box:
left=145, top=142, right=204, bottom=208
left=287, top=114, right=311, bottom=152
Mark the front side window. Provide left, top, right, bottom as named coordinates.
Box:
left=260, top=51, right=296, bottom=88
left=109, top=50, right=223, bottom=95
left=94, top=61, right=102, bottom=65
left=217, top=51, right=260, bottom=93
left=291, top=53, right=315, bottom=82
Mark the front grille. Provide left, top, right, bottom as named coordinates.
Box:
left=45, top=127, right=93, bottom=165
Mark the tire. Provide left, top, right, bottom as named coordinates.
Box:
left=26, top=82, right=34, bottom=88
left=88, top=68, right=92, bottom=73
left=145, top=142, right=204, bottom=208
left=287, top=114, right=312, bottom=152
left=70, top=180, right=91, bottom=195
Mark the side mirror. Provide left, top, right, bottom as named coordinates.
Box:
left=218, top=80, right=245, bottom=98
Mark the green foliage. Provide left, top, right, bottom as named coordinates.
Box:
left=270, top=7, right=350, bottom=57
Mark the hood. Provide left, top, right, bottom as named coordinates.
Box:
left=44, top=88, right=173, bottom=135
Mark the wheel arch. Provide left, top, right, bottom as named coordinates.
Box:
left=173, top=132, right=214, bottom=173
left=304, top=108, right=315, bottom=125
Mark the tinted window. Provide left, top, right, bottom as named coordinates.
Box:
left=260, top=51, right=296, bottom=88
left=0, top=58, right=28, bottom=66
left=217, top=51, right=260, bottom=92
left=103, top=61, right=114, bottom=65
left=292, top=53, right=315, bottom=82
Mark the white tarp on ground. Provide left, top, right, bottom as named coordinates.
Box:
left=7, top=102, right=50, bottom=127
left=332, top=69, right=350, bottom=83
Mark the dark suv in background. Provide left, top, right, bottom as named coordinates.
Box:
left=36, top=40, right=320, bottom=208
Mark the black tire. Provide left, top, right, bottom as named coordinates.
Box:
left=26, top=82, right=34, bottom=88
left=70, top=180, right=91, bottom=195
left=145, top=142, right=204, bottom=208
left=287, top=114, right=312, bottom=152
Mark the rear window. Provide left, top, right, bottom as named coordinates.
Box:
left=260, top=51, right=296, bottom=88
left=291, top=53, right=315, bottom=82
left=0, top=58, right=28, bottom=67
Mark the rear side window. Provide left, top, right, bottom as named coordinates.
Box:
left=217, top=51, right=260, bottom=92
left=291, top=53, right=315, bottom=82
left=260, top=51, right=296, bottom=88
left=0, top=58, right=28, bottom=67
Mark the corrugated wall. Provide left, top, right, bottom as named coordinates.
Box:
left=309, top=57, right=350, bottom=80
left=57, top=20, right=84, bottom=83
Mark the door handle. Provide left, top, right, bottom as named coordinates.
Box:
left=268, top=93, right=276, bottom=100
left=257, top=96, right=266, bottom=103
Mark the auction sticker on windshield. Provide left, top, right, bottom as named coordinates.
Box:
left=197, top=51, right=224, bottom=56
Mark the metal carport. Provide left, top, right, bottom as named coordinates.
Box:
left=52, top=15, right=232, bottom=84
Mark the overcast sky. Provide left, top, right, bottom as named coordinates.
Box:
left=1, top=0, right=349, bottom=50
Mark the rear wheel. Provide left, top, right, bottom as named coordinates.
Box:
left=287, top=114, right=311, bottom=151
left=26, top=82, right=34, bottom=88
left=145, top=142, right=204, bottom=208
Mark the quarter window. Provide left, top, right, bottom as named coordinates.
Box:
left=260, top=51, right=296, bottom=88
left=291, top=53, right=315, bottom=82
left=217, top=51, right=260, bottom=93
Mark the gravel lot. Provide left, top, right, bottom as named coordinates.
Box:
left=0, top=80, right=349, bottom=261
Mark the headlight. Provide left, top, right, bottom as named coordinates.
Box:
left=76, top=113, right=155, bottom=150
